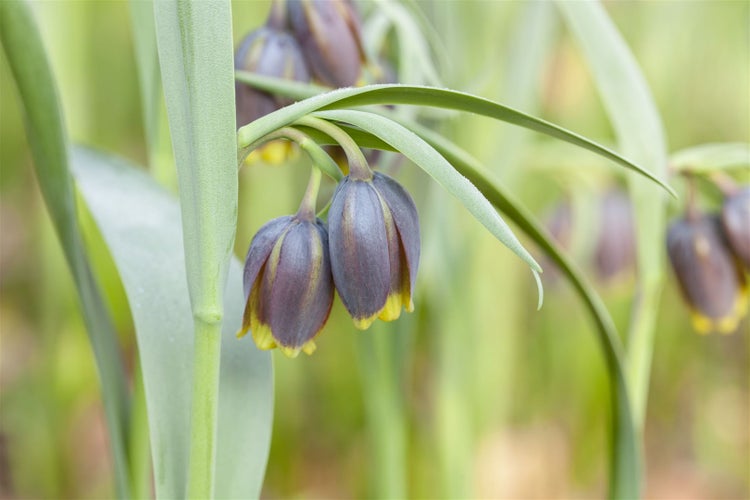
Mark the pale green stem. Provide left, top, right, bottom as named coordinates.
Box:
left=294, top=116, right=372, bottom=179
left=239, top=126, right=343, bottom=181
left=356, top=322, right=408, bottom=499
left=187, top=317, right=223, bottom=499
left=297, top=166, right=322, bottom=221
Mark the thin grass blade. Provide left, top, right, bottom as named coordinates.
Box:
left=0, top=3, right=132, bottom=497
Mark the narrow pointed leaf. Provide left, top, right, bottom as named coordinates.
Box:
left=0, top=2, right=131, bottom=497
left=316, top=109, right=542, bottom=276
left=670, top=142, right=750, bottom=173
left=235, top=77, right=674, bottom=196
left=71, top=147, right=273, bottom=499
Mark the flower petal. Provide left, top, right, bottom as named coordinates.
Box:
left=372, top=172, right=420, bottom=303
left=722, top=187, right=750, bottom=269
left=667, top=215, right=748, bottom=333
left=329, top=177, right=390, bottom=327
left=265, top=220, right=334, bottom=354
left=242, top=216, right=293, bottom=300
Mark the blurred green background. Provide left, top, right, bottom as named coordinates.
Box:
left=1, top=1, right=748, bottom=498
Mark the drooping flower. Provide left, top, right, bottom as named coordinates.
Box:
left=328, top=172, right=420, bottom=329
left=594, top=190, right=636, bottom=283
left=667, top=214, right=748, bottom=334
left=238, top=215, right=334, bottom=357
left=234, top=26, right=310, bottom=128
left=721, top=187, right=750, bottom=269
left=286, top=0, right=366, bottom=88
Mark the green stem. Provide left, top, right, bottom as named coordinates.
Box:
left=187, top=317, right=223, bottom=499
left=356, top=322, right=408, bottom=499
left=297, top=166, right=322, bottom=220
left=294, top=116, right=371, bottom=179
left=239, top=126, right=343, bottom=181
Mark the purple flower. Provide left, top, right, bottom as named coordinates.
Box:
left=328, top=172, right=420, bottom=329
left=239, top=215, right=334, bottom=357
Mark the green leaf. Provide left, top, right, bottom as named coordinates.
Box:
left=235, top=79, right=675, bottom=196
left=71, top=147, right=274, bottom=500
left=381, top=118, right=640, bottom=500
left=154, top=2, right=238, bottom=496
left=559, top=2, right=672, bottom=497
left=0, top=2, right=132, bottom=497
left=128, top=0, right=161, bottom=168
left=670, top=142, right=750, bottom=173
left=315, top=109, right=542, bottom=277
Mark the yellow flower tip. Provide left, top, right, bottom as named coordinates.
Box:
left=279, top=345, right=302, bottom=358
left=251, top=323, right=277, bottom=350
left=260, top=141, right=294, bottom=165
left=378, top=294, right=403, bottom=322
left=353, top=313, right=378, bottom=330
left=302, top=340, right=317, bottom=355
left=236, top=327, right=249, bottom=339
left=690, top=312, right=713, bottom=335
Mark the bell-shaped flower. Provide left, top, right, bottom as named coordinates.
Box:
left=721, top=187, right=750, bottom=269
left=234, top=26, right=310, bottom=128
left=286, top=0, right=365, bottom=88
left=328, top=172, right=420, bottom=329
left=667, top=214, right=748, bottom=334
left=238, top=215, right=334, bottom=357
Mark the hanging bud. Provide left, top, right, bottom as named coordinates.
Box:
left=238, top=215, right=334, bottom=357
left=234, top=26, right=310, bottom=127
left=667, top=214, right=748, bottom=334
left=328, top=172, right=420, bottom=329
left=287, top=0, right=366, bottom=88
left=721, top=187, right=750, bottom=269
left=594, top=190, right=636, bottom=283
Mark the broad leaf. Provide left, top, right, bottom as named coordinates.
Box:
left=0, top=2, right=131, bottom=497
left=71, top=147, right=273, bottom=499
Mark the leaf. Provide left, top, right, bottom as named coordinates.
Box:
left=670, top=142, right=750, bottom=173
left=235, top=79, right=675, bottom=196
left=154, top=2, right=239, bottom=495
left=71, top=147, right=274, bottom=499
left=382, top=118, right=639, bottom=500
left=128, top=0, right=161, bottom=168
left=154, top=0, right=237, bottom=317
left=0, top=2, right=132, bottom=497
left=315, top=109, right=542, bottom=278
left=559, top=2, right=672, bottom=497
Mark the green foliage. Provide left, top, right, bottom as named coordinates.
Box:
left=71, top=147, right=273, bottom=499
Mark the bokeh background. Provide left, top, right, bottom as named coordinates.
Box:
left=1, top=1, right=748, bottom=498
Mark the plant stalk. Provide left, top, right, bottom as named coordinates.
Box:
left=187, top=316, right=223, bottom=499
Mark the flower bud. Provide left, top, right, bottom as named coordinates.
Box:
left=328, top=172, right=420, bottom=329
left=287, top=0, right=365, bottom=88
left=667, top=214, right=748, bottom=334
left=234, top=26, right=310, bottom=127
left=721, top=187, right=750, bottom=269
left=239, top=215, right=334, bottom=357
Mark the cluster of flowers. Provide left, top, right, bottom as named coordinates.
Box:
left=667, top=187, right=749, bottom=334
left=234, top=0, right=365, bottom=127
left=239, top=167, right=420, bottom=357
left=233, top=1, right=418, bottom=357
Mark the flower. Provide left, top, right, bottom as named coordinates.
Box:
left=721, top=187, right=750, bottom=269
left=667, top=214, right=748, bottom=334
left=234, top=26, right=310, bottom=128
left=328, top=172, right=420, bottom=329
left=594, top=190, right=636, bottom=283
left=286, top=0, right=365, bottom=88
left=238, top=215, right=334, bottom=357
